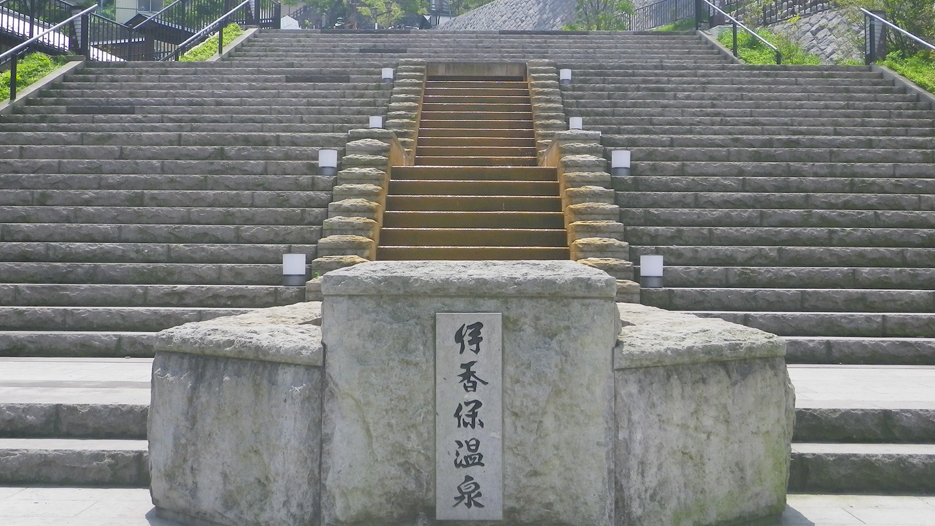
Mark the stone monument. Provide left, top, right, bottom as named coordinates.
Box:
left=149, top=260, right=794, bottom=526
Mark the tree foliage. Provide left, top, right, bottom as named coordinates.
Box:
left=564, top=0, right=635, bottom=31
left=834, top=0, right=935, bottom=55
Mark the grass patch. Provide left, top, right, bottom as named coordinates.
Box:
left=1, top=53, right=68, bottom=102
left=180, top=24, right=245, bottom=62
left=881, top=51, right=935, bottom=93
left=654, top=18, right=696, bottom=31
left=717, top=27, right=821, bottom=65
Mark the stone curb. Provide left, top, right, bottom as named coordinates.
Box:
left=696, top=29, right=744, bottom=65
left=873, top=64, right=935, bottom=111
left=206, top=27, right=260, bottom=63
left=0, top=58, right=86, bottom=116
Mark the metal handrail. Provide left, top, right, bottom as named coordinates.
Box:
left=696, top=0, right=782, bottom=64
left=162, top=0, right=249, bottom=61
left=860, top=7, right=935, bottom=54
left=0, top=5, right=94, bottom=62
left=1, top=4, right=96, bottom=101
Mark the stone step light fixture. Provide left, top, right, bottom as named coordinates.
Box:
left=282, top=253, right=306, bottom=286
left=318, top=149, right=338, bottom=176
left=612, top=149, right=631, bottom=177
left=640, top=254, right=664, bottom=288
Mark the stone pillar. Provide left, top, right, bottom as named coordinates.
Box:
left=320, top=260, right=620, bottom=526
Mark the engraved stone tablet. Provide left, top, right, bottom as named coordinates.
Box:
left=436, top=313, right=503, bottom=521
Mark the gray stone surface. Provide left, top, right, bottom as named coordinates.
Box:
left=769, top=9, right=862, bottom=65
left=149, top=352, right=322, bottom=526
left=321, top=260, right=619, bottom=526
left=615, top=304, right=795, bottom=526
left=436, top=0, right=576, bottom=31
left=154, top=302, right=322, bottom=367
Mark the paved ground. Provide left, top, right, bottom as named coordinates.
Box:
left=0, top=487, right=934, bottom=525
left=2, top=359, right=934, bottom=524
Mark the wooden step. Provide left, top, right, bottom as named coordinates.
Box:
left=382, top=211, right=565, bottom=229
left=416, top=146, right=538, bottom=158
left=380, top=228, right=567, bottom=246
left=377, top=246, right=570, bottom=260
left=414, top=156, right=538, bottom=166
left=385, top=195, right=561, bottom=211
left=417, top=127, right=535, bottom=138
left=418, top=136, right=536, bottom=147
left=388, top=180, right=559, bottom=196
left=390, top=166, right=557, bottom=181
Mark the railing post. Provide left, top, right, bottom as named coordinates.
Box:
left=732, top=20, right=738, bottom=57
left=776, top=50, right=782, bottom=65
left=864, top=10, right=887, bottom=65
left=28, top=0, right=36, bottom=39
left=694, top=0, right=701, bottom=30
left=10, top=52, right=18, bottom=102
left=218, top=21, right=224, bottom=56
left=81, top=13, right=91, bottom=60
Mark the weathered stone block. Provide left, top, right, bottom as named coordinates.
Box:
left=339, top=154, right=387, bottom=170
left=336, top=167, right=388, bottom=187
left=578, top=257, right=634, bottom=281
left=322, top=216, right=379, bottom=240
left=149, top=303, right=325, bottom=526
left=614, top=304, right=794, bottom=526
left=571, top=237, right=630, bottom=260
left=566, top=202, right=621, bottom=224
left=345, top=139, right=390, bottom=157
left=565, top=185, right=616, bottom=205
left=310, top=254, right=368, bottom=275
left=563, top=171, right=612, bottom=189
left=320, top=261, right=619, bottom=526
left=331, top=183, right=384, bottom=207
left=316, top=234, right=375, bottom=260
left=327, top=198, right=381, bottom=221
left=568, top=220, right=626, bottom=243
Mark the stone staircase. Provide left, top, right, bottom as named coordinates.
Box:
left=1, top=29, right=933, bottom=497
left=560, top=59, right=935, bottom=492
left=380, top=74, right=568, bottom=260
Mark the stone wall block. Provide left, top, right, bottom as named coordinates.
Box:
left=567, top=220, right=626, bottom=243
left=563, top=154, right=607, bottom=172
left=577, top=257, right=634, bottom=280
left=571, top=237, right=630, bottom=261
left=336, top=167, right=388, bottom=187
left=565, top=185, right=615, bottom=205
left=563, top=171, right=613, bottom=189
left=339, top=154, right=388, bottom=170
left=327, top=198, right=381, bottom=221
left=345, top=139, right=390, bottom=157
left=566, top=202, right=621, bottom=225
left=316, top=235, right=375, bottom=260
left=331, top=184, right=384, bottom=209
left=322, top=216, right=379, bottom=240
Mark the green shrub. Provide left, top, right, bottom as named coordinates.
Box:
left=180, top=24, right=245, bottom=62
left=1, top=53, right=67, bottom=102
left=654, top=18, right=696, bottom=32
left=882, top=50, right=935, bottom=93
left=717, top=27, right=821, bottom=65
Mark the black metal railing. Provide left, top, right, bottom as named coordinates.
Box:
left=1, top=3, right=95, bottom=101
left=0, top=0, right=75, bottom=54
left=629, top=0, right=695, bottom=31
left=862, top=7, right=935, bottom=65
left=696, top=0, right=782, bottom=64
left=161, top=0, right=248, bottom=60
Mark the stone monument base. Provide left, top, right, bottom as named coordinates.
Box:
left=148, top=261, right=794, bottom=526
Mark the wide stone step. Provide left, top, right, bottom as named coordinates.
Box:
left=0, top=206, right=326, bottom=226
left=417, top=127, right=535, bottom=138
left=0, top=189, right=332, bottom=208
left=416, top=145, right=538, bottom=158
left=379, top=228, right=567, bottom=247
left=583, top=108, right=930, bottom=121
left=564, top=76, right=894, bottom=87
left=584, top=100, right=927, bottom=112
left=642, top=288, right=935, bottom=313
left=628, top=148, right=935, bottom=166
left=0, top=122, right=351, bottom=134
left=0, top=331, right=157, bottom=357
left=0, top=131, right=346, bottom=148
left=0, top=173, right=331, bottom=192
left=604, top=125, right=935, bottom=137
left=0, top=284, right=305, bottom=308
left=786, top=337, right=935, bottom=365
left=625, top=226, right=935, bottom=248
left=0, top=113, right=360, bottom=129
left=563, top=81, right=903, bottom=95
left=614, top=176, right=935, bottom=194
left=28, top=97, right=388, bottom=110
left=565, top=91, right=918, bottom=104
left=38, top=85, right=390, bottom=97
left=417, top=136, right=536, bottom=147
left=789, top=443, right=935, bottom=493
left=0, top=438, right=149, bottom=486
left=688, top=311, right=935, bottom=338
left=0, top=262, right=279, bottom=285
left=376, top=246, right=570, bottom=260
left=659, top=266, right=935, bottom=290
left=605, top=134, right=935, bottom=150
left=620, top=208, right=935, bottom=228
left=627, top=245, right=935, bottom=268
left=0, top=307, right=250, bottom=332
left=382, top=211, right=565, bottom=229
left=632, top=161, right=935, bottom=178
left=597, top=116, right=933, bottom=130
left=0, top=223, right=322, bottom=244
left=5, top=145, right=331, bottom=162
left=414, top=155, right=537, bottom=166
left=0, top=242, right=318, bottom=264
left=0, top=160, right=321, bottom=176
left=571, top=69, right=880, bottom=80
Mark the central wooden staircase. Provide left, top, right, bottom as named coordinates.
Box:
left=377, top=74, right=569, bottom=260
